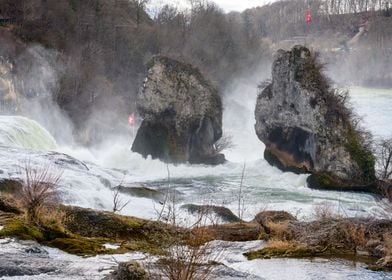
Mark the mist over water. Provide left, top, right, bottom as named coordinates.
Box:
left=350, top=87, right=392, bottom=138
left=0, top=58, right=392, bottom=280
left=1, top=62, right=391, bottom=222
left=0, top=44, right=391, bottom=222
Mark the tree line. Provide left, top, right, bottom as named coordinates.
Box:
left=0, top=0, right=390, bottom=142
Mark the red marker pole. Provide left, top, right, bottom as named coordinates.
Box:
left=304, top=7, right=312, bottom=46
left=128, top=113, right=136, bottom=139
left=306, top=9, right=312, bottom=24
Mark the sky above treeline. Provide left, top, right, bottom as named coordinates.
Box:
left=148, top=0, right=275, bottom=13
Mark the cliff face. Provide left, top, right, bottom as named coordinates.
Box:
left=132, top=56, right=225, bottom=165
left=0, top=28, right=25, bottom=113
left=0, top=58, right=18, bottom=112
left=255, top=45, right=375, bottom=189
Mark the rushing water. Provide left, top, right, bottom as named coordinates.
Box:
left=0, top=87, right=391, bottom=220
left=0, top=116, right=57, bottom=151
left=0, top=86, right=391, bottom=279
left=2, top=238, right=392, bottom=280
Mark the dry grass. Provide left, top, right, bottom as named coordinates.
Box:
left=39, top=206, right=67, bottom=230
left=266, top=239, right=296, bottom=249
left=266, top=221, right=291, bottom=240
left=384, top=234, right=392, bottom=257
left=343, top=222, right=367, bottom=248
left=313, top=202, right=341, bottom=220
left=0, top=192, right=23, bottom=209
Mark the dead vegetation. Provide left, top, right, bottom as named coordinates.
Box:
left=373, top=136, right=392, bottom=219
left=266, top=221, right=291, bottom=241
left=19, top=163, right=63, bottom=224
left=213, top=134, right=235, bottom=154
left=313, top=201, right=342, bottom=220
left=112, top=187, right=131, bottom=213
left=149, top=164, right=222, bottom=280
left=384, top=234, right=392, bottom=257
left=376, top=137, right=392, bottom=181
left=378, top=183, right=392, bottom=220
left=343, top=222, right=367, bottom=248
left=156, top=226, right=219, bottom=280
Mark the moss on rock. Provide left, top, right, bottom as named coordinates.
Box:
left=0, top=203, right=178, bottom=256
left=0, top=218, right=44, bottom=241
left=244, top=242, right=314, bottom=260
left=307, top=173, right=378, bottom=193
left=45, top=237, right=106, bottom=256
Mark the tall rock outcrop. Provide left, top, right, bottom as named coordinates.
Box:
left=132, top=56, right=225, bottom=165
left=255, top=45, right=376, bottom=190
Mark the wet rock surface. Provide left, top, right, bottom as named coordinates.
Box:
left=181, top=204, right=241, bottom=223
left=253, top=210, right=296, bottom=234
left=0, top=239, right=59, bottom=278
left=132, top=56, right=225, bottom=165
left=0, top=195, right=22, bottom=214
left=255, top=45, right=376, bottom=190
left=107, top=261, right=148, bottom=280
left=0, top=238, right=266, bottom=280
left=201, top=222, right=264, bottom=242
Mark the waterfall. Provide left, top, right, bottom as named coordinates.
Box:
left=0, top=116, right=57, bottom=150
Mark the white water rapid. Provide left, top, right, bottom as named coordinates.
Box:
left=0, top=86, right=391, bottom=280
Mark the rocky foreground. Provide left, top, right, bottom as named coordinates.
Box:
left=1, top=193, right=392, bottom=279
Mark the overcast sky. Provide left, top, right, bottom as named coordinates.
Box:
left=149, top=0, right=275, bottom=13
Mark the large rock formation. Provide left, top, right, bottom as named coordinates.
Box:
left=255, top=45, right=376, bottom=190
left=132, top=56, right=225, bottom=165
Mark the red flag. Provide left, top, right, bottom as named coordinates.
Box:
left=128, top=113, right=135, bottom=126
left=306, top=9, right=312, bottom=24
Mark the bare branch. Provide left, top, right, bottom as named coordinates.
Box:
left=376, top=137, right=392, bottom=180
left=213, top=134, right=235, bottom=154
left=20, top=161, right=63, bottom=224
left=112, top=176, right=131, bottom=213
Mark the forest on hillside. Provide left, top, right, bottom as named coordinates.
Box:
left=0, top=0, right=391, bottom=143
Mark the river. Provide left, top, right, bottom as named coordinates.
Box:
left=0, top=86, right=391, bottom=279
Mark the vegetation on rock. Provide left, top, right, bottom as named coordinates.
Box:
left=255, top=45, right=376, bottom=191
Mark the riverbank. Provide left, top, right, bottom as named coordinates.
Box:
left=1, top=193, right=392, bottom=279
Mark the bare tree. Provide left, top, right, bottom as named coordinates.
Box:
left=157, top=227, right=220, bottom=280
left=156, top=164, right=180, bottom=226
left=213, top=134, right=235, bottom=154
left=111, top=175, right=131, bottom=213
left=20, top=162, right=63, bottom=224
left=377, top=181, right=392, bottom=220
left=376, top=137, right=392, bottom=180
left=112, top=186, right=131, bottom=213
left=131, top=0, right=150, bottom=28
left=155, top=201, right=222, bottom=280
